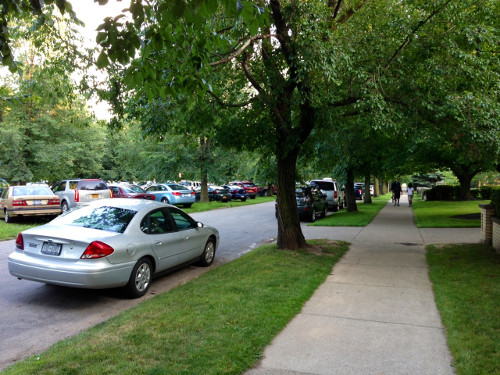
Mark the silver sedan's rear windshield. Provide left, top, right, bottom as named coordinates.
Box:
left=55, top=206, right=137, bottom=233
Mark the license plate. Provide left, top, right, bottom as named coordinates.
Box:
left=41, top=242, right=62, bottom=256
left=91, top=194, right=99, bottom=199
left=33, top=200, right=42, bottom=205
left=222, top=195, right=227, bottom=199
left=183, top=194, right=191, bottom=197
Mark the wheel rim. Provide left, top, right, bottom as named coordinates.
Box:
left=204, top=241, right=215, bottom=263
left=62, top=202, right=68, bottom=212
left=135, top=262, right=151, bottom=292
left=4, top=211, right=9, bottom=222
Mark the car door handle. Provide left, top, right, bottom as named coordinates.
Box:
left=183, top=236, right=189, bottom=240
left=155, top=242, right=163, bottom=245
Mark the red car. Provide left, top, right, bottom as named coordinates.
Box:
left=228, top=181, right=258, bottom=199
left=109, top=184, right=156, bottom=200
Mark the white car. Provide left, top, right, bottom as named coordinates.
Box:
left=8, top=199, right=219, bottom=298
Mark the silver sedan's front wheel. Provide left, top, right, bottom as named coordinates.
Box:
left=199, top=239, right=215, bottom=267
left=125, top=258, right=152, bottom=298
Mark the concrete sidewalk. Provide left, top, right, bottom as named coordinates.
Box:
left=247, top=195, right=479, bottom=375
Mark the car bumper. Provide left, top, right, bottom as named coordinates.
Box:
left=7, top=207, right=61, bottom=217
left=8, top=251, right=134, bottom=289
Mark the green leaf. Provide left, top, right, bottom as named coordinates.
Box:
left=96, top=51, right=110, bottom=69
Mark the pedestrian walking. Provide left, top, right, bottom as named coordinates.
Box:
left=391, top=180, right=401, bottom=206
left=407, top=183, right=415, bottom=207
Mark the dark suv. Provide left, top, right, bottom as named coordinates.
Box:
left=52, top=179, right=112, bottom=212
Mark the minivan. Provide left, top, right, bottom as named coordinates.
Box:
left=52, top=179, right=112, bottom=212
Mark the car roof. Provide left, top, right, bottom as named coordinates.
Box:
left=83, top=198, right=167, bottom=211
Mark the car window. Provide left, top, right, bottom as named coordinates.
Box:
left=110, top=187, right=120, bottom=195
left=168, top=207, right=196, bottom=230
left=1, top=188, right=8, bottom=199
left=140, top=209, right=174, bottom=234
left=58, top=206, right=136, bottom=233
left=78, top=180, right=108, bottom=190
left=167, top=184, right=186, bottom=191
left=312, top=181, right=334, bottom=190
left=69, top=181, right=79, bottom=190
left=127, top=185, right=145, bottom=193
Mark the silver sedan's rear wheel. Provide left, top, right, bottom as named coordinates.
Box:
left=199, top=239, right=216, bottom=267
left=125, top=258, right=152, bottom=298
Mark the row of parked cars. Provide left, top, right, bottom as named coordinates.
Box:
left=0, top=178, right=272, bottom=223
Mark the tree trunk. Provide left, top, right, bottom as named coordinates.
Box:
left=456, top=171, right=474, bottom=200
left=345, top=168, right=358, bottom=212
left=199, top=137, right=210, bottom=202
left=276, top=147, right=307, bottom=250
left=266, top=183, right=273, bottom=197
left=363, top=173, right=372, bottom=204
left=374, top=177, right=380, bottom=197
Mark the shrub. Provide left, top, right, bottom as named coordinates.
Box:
left=491, top=188, right=500, bottom=217
left=424, top=185, right=460, bottom=201
left=479, top=186, right=494, bottom=200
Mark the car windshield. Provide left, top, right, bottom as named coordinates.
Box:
left=243, top=183, right=255, bottom=187
left=13, top=186, right=53, bottom=196
left=295, top=188, right=307, bottom=197
left=78, top=180, right=108, bottom=190
left=167, top=184, right=188, bottom=191
left=312, top=181, right=333, bottom=190
left=55, top=205, right=136, bottom=233
left=124, top=185, right=145, bottom=193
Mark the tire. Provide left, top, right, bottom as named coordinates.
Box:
left=125, top=258, right=153, bottom=298
left=199, top=239, right=216, bottom=267
left=309, top=207, right=316, bottom=222
left=61, top=201, right=69, bottom=213
left=241, top=198, right=247, bottom=202
left=183, top=203, right=192, bottom=208
left=250, top=196, right=256, bottom=199
left=333, top=203, right=339, bottom=212
left=320, top=206, right=327, bottom=218
left=161, top=197, right=169, bottom=204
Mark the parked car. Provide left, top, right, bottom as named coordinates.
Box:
left=180, top=180, right=201, bottom=192
left=0, top=178, right=7, bottom=194
left=208, top=185, right=231, bottom=202
left=310, top=178, right=344, bottom=211
left=8, top=198, right=219, bottom=298
left=276, top=185, right=327, bottom=222
left=109, top=184, right=156, bottom=200
left=52, top=179, right=112, bottom=213
left=257, top=183, right=278, bottom=196
left=146, top=183, right=196, bottom=208
left=223, top=185, right=249, bottom=201
left=229, top=181, right=258, bottom=199
left=354, top=183, right=364, bottom=200
left=0, top=184, right=61, bottom=223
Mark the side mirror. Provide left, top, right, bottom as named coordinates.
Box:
left=197, top=222, right=204, bottom=228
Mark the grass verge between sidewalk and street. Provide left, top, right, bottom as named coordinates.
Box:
left=3, top=240, right=349, bottom=375
left=412, top=198, right=489, bottom=228
left=427, top=243, right=499, bottom=375
left=309, top=193, right=392, bottom=227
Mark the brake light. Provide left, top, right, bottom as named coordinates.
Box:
left=172, top=192, right=181, bottom=196
left=12, top=200, right=27, bottom=206
left=48, top=199, right=60, bottom=206
left=80, top=241, right=114, bottom=259
left=16, top=233, right=24, bottom=250
left=191, top=191, right=195, bottom=196
left=75, top=190, right=79, bottom=203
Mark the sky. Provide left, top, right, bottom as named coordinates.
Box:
left=70, top=0, right=130, bottom=120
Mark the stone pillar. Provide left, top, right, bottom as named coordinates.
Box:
left=479, top=204, right=495, bottom=245
left=492, top=217, right=500, bottom=253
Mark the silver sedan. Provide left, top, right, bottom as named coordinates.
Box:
left=8, top=199, right=219, bottom=298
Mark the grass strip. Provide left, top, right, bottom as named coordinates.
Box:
left=413, top=198, right=488, bottom=228
left=309, top=194, right=391, bottom=227
left=427, top=244, right=499, bottom=375
left=3, top=240, right=348, bottom=375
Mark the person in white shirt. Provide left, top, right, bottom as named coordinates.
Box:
left=407, top=183, right=415, bottom=207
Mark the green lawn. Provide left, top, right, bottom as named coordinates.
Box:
left=309, top=193, right=391, bottom=227
left=3, top=240, right=349, bottom=375
left=427, top=244, right=499, bottom=375
left=412, top=198, right=489, bottom=228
